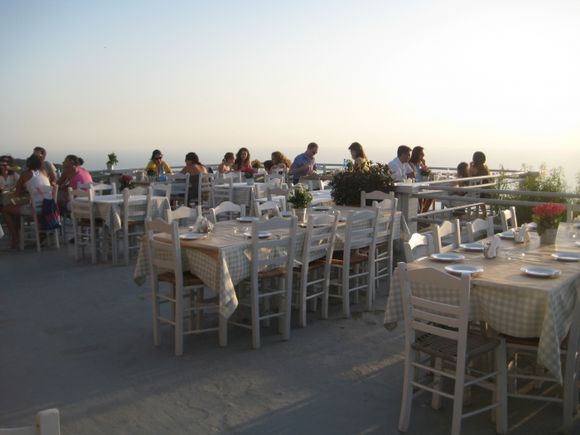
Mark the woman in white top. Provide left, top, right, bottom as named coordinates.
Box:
left=1, top=154, right=51, bottom=248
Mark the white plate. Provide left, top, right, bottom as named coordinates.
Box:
left=445, top=264, right=484, bottom=276
left=499, top=231, right=515, bottom=239
left=311, top=206, right=332, bottom=211
left=280, top=211, right=293, bottom=218
left=552, top=252, right=580, bottom=262
left=243, top=231, right=273, bottom=239
left=429, top=253, right=466, bottom=262
left=237, top=217, right=258, bottom=223
left=179, top=232, right=207, bottom=240
left=460, top=242, right=484, bottom=252
left=520, top=266, right=561, bottom=278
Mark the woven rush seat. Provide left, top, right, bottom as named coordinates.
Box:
left=413, top=332, right=501, bottom=362
left=257, top=267, right=287, bottom=279
left=158, top=271, right=204, bottom=286
left=330, top=252, right=368, bottom=265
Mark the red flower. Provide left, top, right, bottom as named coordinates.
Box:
left=532, top=203, right=566, bottom=234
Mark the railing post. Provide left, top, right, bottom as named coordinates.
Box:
left=395, top=183, right=419, bottom=233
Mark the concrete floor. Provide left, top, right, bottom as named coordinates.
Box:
left=0, top=241, right=577, bottom=434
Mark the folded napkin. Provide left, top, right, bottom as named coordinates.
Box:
left=484, top=235, right=501, bottom=259
left=514, top=223, right=530, bottom=243
left=190, top=216, right=214, bottom=234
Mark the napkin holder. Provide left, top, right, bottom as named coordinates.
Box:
left=483, top=235, right=501, bottom=259
left=514, top=224, right=530, bottom=243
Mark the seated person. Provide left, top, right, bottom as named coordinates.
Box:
left=57, top=154, right=93, bottom=212
left=217, top=152, right=235, bottom=174
left=348, top=142, right=370, bottom=171
left=145, top=149, right=172, bottom=178
left=0, top=155, right=20, bottom=192
left=181, top=152, right=208, bottom=203
left=33, top=146, right=58, bottom=185
left=388, top=145, right=414, bottom=182
left=270, top=151, right=291, bottom=173
left=263, top=160, right=273, bottom=174
left=2, top=154, right=51, bottom=249
left=290, top=142, right=318, bottom=184
left=233, top=147, right=252, bottom=172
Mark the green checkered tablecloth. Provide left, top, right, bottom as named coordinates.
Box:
left=384, top=227, right=580, bottom=384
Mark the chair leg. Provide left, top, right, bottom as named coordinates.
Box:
left=151, top=281, right=161, bottom=346
left=321, top=271, right=329, bottom=320
left=431, top=357, right=443, bottom=410
left=299, top=273, right=308, bottom=328
left=451, top=361, right=466, bottom=435
left=219, top=313, right=228, bottom=347
left=282, top=278, right=291, bottom=341
left=251, top=283, right=261, bottom=349
left=495, top=340, right=508, bottom=434
left=342, top=267, right=350, bottom=318
left=398, top=347, right=415, bottom=432
left=174, top=286, right=183, bottom=356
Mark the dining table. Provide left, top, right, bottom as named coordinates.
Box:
left=134, top=206, right=402, bottom=319
left=384, top=222, right=580, bottom=383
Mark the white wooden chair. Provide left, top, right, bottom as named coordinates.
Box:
left=432, top=219, right=461, bottom=253
left=0, top=408, right=60, bottom=435
left=19, top=185, right=60, bottom=252
left=212, top=179, right=233, bottom=207
left=504, top=291, right=580, bottom=431
left=360, top=190, right=393, bottom=207
left=500, top=206, right=518, bottom=232
left=79, top=182, right=116, bottom=196
left=293, top=213, right=338, bottom=328
left=120, top=188, right=149, bottom=265
left=465, top=216, right=494, bottom=242
left=69, top=187, right=102, bottom=264
left=150, top=182, right=172, bottom=200
left=372, top=196, right=398, bottom=298
left=298, top=177, right=324, bottom=191
left=166, top=173, right=190, bottom=208
left=403, top=232, right=434, bottom=262
left=217, top=172, right=242, bottom=183
left=145, top=218, right=223, bottom=356
left=254, top=200, right=281, bottom=218
left=267, top=187, right=290, bottom=212
left=329, top=208, right=378, bottom=317
left=229, top=216, right=297, bottom=349
left=397, top=263, right=508, bottom=435
left=166, top=205, right=202, bottom=227
left=209, top=201, right=245, bottom=223
left=196, top=173, right=215, bottom=209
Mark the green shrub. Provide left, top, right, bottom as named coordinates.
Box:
left=329, top=162, right=395, bottom=206
left=514, top=166, right=567, bottom=223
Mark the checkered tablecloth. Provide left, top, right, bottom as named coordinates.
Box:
left=92, top=195, right=170, bottom=232
left=384, top=229, right=580, bottom=383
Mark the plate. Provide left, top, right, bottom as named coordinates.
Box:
left=445, top=264, right=484, bottom=276
left=243, top=231, right=273, bottom=239
left=179, top=232, right=207, bottom=240
left=311, top=206, right=332, bottom=211
left=551, top=252, right=580, bottom=262
left=237, top=217, right=258, bottom=223
left=499, top=231, right=515, bottom=239
left=460, top=242, right=484, bottom=252
left=576, top=241, right=580, bottom=247
left=520, top=266, right=561, bottom=278
left=429, top=253, right=465, bottom=262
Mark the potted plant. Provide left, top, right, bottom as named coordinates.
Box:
left=106, top=152, right=119, bottom=171
left=329, top=162, right=395, bottom=206
left=118, top=174, right=135, bottom=190
left=288, top=184, right=313, bottom=222
left=532, top=202, right=567, bottom=244
left=243, top=167, right=257, bottom=185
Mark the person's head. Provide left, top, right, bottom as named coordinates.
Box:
left=306, top=142, right=318, bottom=158
left=62, top=154, right=82, bottom=169
left=78, top=157, right=84, bottom=166
left=33, top=146, right=47, bottom=161
left=457, top=162, right=469, bottom=178
left=271, top=151, right=290, bottom=167
left=397, top=145, right=412, bottom=163
left=472, top=151, right=486, bottom=167
left=410, top=146, right=424, bottom=164
left=235, top=147, right=250, bottom=165
left=26, top=154, right=43, bottom=171
left=223, top=152, right=235, bottom=165
left=185, top=152, right=200, bottom=165
left=0, top=155, right=14, bottom=173
left=263, top=160, right=273, bottom=173
left=150, top=149, right=163, bottom=162
left=348, top=142, right=366, bottom=160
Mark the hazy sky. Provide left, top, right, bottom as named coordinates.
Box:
left=1, top=0, right=579, bottom=186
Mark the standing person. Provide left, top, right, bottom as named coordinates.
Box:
left=233, top=147, right=252, bottom=172
left=145, top=149, right=172, bottom=179
left=469, top=151, right=491, bottom=217
left=388, top=145, right=414, bottom=182
left=57, top=154, right=93, bottom=211
left=290, top=142, right=318, bottom=184
left=270, top=151, right=292, bottom=173
left=33, top=146, right=58, bottom=185
left=217, top=152, right=235, bottom=174
left=348, top=142, right=369, bottom=171
left=2, top=154, right=51, bottom=248
left=0, top=155, right=20, bottom=192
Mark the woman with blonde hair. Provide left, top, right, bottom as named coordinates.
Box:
left=218, top=152, right=235, bottom=174
left=270, top=151, right=291, bottom=173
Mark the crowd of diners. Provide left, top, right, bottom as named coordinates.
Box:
left=1, top=142, right=490, bottom=249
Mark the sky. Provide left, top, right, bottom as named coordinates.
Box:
left=1, top=0, right=579, bottom=188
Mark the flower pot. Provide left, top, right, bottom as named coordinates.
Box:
left=294, top=208, right=307, bottom=223
left=540, top=228, right=557, bottom=245
left=106, top=162, right=116, bottom=171
left=246, top=177, right=255, bottom=185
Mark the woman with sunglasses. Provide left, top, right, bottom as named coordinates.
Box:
left=145, top=149, right=172, bottom=180
left=0, top=155, right=20, bottom=192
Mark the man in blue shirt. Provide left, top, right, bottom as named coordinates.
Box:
left=290, top=142, right=318, bottom=183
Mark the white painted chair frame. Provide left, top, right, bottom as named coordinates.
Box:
left=403, top=232, right=435, bottom=262
left=432, top=219, right=461, bottom=253
left=0, top=408, right=60, bottom=435
left=209, top=201, right=245, bottom=223
left=500, top=206, right=518, bottom=232
left=465, top=216, right=494, bottom=242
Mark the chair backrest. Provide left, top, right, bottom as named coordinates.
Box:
left=361, top=190, right=394, bottom=207
left=209, top=201, right=245, bottom=223
left=150, top=182, right=172, bottom=200
left=218, top=172, right=242, bottom=183
left=267, top=187, right=290, bottom=212
left=344, top=209, right=378, bottom=252
left=265, top=172, right=286, bottom=184
left=197, top=173, right=215, bottom=207
left=255, top=200, right=281, bottom=218
left=432, top=219, right=461, bottom=253
left=465, top=216, right=494, bottom=242
left=249, top=216, right=297, bottom=284
left=127, top=185, right=149, bottom=196
left=403, top=232, right=435, bottom=262
left=68, top=187, right=95, bottom=220
left=397, top=262, right=471, bottom=358
left=212, top=182, right=233, bottom=207
left=145, top=218, right=183, bottom=285
left=0, top=408, right=61, bottom=435
left=166, top=173, right=190, bottom=206
left=374, top=197, right=398, bottom=245
left=500, top=206, right=518, bottom=231
left=298, top=177, right=323, bottom=191
left=122, top=188, right=148, bottom=225
left=166, top=205, right=202, bottom=227
left=79, top=182, right=117, bottom=196
left=300, top=212, right=338, bottom=266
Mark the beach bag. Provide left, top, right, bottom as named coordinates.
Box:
left=40, top=198, right=61, bottom=230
